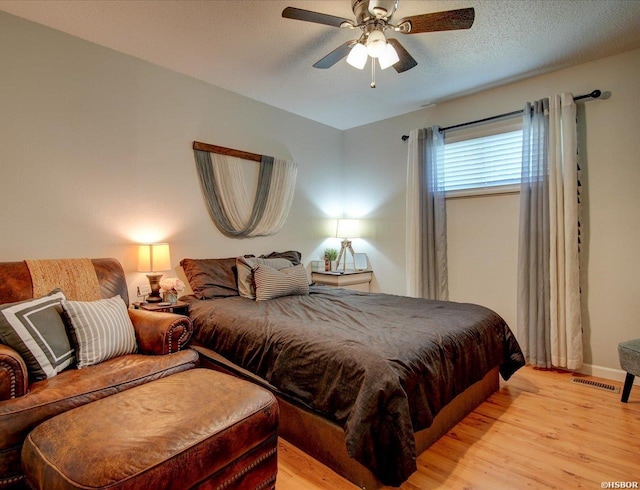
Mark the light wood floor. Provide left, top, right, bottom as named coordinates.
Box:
left=276, top=366, right=640, bottom=489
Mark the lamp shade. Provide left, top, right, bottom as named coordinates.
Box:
left=335, top=219, right=361, bottom=239
left=137, top=243, right=171, bottom=273
left=366, top=29, right=387, bottom=58
left=346, top=42, right=368, bottom=69
left=378, top=42, right=399, bottom=70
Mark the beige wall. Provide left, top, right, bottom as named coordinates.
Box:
left=2, top=11, right=639, bottom=377
left=343, top=48, right=640, bottom=375
left=0, top=12, right=343, bottom=302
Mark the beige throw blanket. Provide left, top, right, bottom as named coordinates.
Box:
left=26, top=258, right=102, bottom=301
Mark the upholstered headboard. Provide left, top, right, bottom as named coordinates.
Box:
left=0, top=258, right=129, bottom=305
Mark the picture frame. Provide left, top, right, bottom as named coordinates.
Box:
left=354, top=253, right=368, bottom=271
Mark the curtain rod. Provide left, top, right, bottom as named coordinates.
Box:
left=193, top=141, right=262, bottom=162
left=401, top=89, right=602, bottom=141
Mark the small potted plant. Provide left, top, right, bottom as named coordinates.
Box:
left=324, top=248, right=338, bottom=271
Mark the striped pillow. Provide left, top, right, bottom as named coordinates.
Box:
left=0, top=289, right=74, bottom=380
left=62, top=295, right=137, bottom=368
left=236, top=256, right=293, bottom=299
left=253, top=264, right=310, bottom=301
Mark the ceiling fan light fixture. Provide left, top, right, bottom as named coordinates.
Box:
left=283, top=3, right=474, bottom=83
left=378, top=42, right=399, bottom=69
left=366, top=29, right=387, bottom=58
left=346, top=42, right=368, bottom=69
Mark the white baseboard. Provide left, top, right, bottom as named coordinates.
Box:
left=577, top=363, right=639, bottom=386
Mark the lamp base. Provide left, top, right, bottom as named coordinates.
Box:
left=146, top=273, right=163, bottom=303
left=336, top=239, right=356, bottom=272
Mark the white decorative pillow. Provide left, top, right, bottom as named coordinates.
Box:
left=236, top=256, right=293, bottom=299
left=253, top=264, right=310, bottom=301
left=0, top=289, right=74, bottom=380
left=62, top=295, right=137, bottom=369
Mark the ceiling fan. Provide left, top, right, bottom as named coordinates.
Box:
left=282, top=0, right=475, bottom=87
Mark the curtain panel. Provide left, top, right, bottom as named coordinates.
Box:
left=405, top=127, right=448, bottom=300
left=517, top=93, right=582, bottom=370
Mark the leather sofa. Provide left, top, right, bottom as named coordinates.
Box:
left=0, top=259, right=199, bottom=488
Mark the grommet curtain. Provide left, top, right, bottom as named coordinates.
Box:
left=405, top=127, right=448, bottom=300
left=517, top=93, right=582, bottom=370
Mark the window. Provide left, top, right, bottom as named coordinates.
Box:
left=443, top=119, right=523, bottom=196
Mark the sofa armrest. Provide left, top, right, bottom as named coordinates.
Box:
left=128, top=309, right=193, bottom=355
left=0, top=343, right=29, bottom=400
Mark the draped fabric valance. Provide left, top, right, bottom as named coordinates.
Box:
left=194, top=149, right=298, bottom=238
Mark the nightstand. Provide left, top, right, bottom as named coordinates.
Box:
left=132, top=301, right=189, bottom=315
left=311, top=271, right=373, bottom=292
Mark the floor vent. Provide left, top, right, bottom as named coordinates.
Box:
left=571, top=377, right=620, bottom=393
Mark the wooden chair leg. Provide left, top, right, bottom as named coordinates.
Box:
left=621, top=372, right=635, bottom=403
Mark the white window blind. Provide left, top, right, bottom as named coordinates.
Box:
left=443, top=128, right=523, bottom=194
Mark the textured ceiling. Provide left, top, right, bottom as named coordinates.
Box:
left=2, top=0, right=640, bottom=130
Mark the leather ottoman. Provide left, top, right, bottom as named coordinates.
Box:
left=21, top=368, right=278, bottom=490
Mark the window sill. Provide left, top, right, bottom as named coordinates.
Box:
left=445, top=185, right=520, bottom=200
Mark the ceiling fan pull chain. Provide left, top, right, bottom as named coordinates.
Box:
left=371, top=59, right=376, bottom=88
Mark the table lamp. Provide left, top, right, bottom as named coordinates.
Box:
left=335, top=219, right=360, bottom=272
left=137, top=243, right=171, bottom=303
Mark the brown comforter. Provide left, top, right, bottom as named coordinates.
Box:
left=187, top=287, right=524, bottom=486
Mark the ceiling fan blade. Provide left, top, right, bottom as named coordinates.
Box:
left=282, top=7, right=354, bottom=28
left=398, top=7, right=475, bottom=34
left=387, top=38, right=417, bottom=73
left=313, top=40, right=357, bottom=69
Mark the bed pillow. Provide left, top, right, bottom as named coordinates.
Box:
left=61, top=295, right=137, bottom=369
left=236, top=256, right=294, bottom=300
left=0, top=289, right=74, bottom=380
left=253, top=264, right=310, bottom=301
left=181, top=258, right=239, bottom=299
left=259, top=250, right=302, bottom=266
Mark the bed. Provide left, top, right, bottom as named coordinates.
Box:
left=181, top=255, right=525, bottom=488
